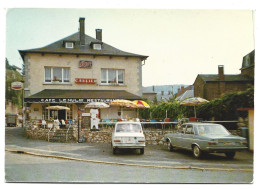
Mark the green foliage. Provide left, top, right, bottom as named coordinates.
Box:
left=140, top=87, right=254, bottom=121
left=5, top=59, right=23, bottom=107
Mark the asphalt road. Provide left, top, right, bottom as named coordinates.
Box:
left=5, top=127, right=254, bottom=183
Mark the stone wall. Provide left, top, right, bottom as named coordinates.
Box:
left=25, top=126, right=242, bottom=144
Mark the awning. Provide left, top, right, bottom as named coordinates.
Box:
left=24, top=89, right=142, bottom=103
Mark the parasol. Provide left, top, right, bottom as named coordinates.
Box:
left=85, top=102, right=110, bottom=109
left=133, top=100, right=150, bottom=108
left=180, top=97, right=209, bottom=118
left=46, top=106, right=70, bottom=111
left=109, top=99, right=138, bottom=119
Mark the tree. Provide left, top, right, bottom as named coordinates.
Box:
left=5, top=58, right=23, bottom=107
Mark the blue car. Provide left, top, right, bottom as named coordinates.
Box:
left=164, top=123, right=248, bottom=159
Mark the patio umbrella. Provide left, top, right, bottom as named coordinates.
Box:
left=46, top=106, right=70, bottom=111
left=85, top=102, right=110, bottom=109
left=109, top=99, right=138, bottom=119
left=133, top=100, right=150, bottom=108
left=180, top=97, right=209, bottom=118
left=110, top=99, right=137, bottom=108
left=133, top=100, right=150, bottom=118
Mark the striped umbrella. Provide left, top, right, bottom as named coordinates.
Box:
left=133, top=100, right=150, bottom=108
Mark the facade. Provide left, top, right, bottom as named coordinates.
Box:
left=20, top=18, right=148, bottom=121
left=193, top=50, right=254, bottom=101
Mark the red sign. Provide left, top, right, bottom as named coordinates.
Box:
left=11, top=82, right=23, bottom=90
left=79, top=60, right=92, bottom=68
left=75, top=78, right=97, bottom=84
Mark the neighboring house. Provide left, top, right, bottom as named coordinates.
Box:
left=193, top=50, right=254, bottom=101
left=143, top=85, right=188, bottom=102
left=142, top=87, right=157, bottom=101
left=19, top=18, right=148, bottom=120
left=175, top=85, right=194, bottom=101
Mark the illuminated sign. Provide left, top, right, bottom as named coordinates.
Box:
left=11, top=82, right=23, bottom=90
left=79, top=60, right=92, bottom=68
left=75, top=78, right=97, bottom=84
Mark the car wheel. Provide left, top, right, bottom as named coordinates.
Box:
left=193, top=145, right=203, bottom=159
left=225, top=152, right=236, bottom=159
left=112, top=148, right=117, bottom=155
left=167, top=140, right=175, bottom=152
left=140, top=148, right=144, bottom=155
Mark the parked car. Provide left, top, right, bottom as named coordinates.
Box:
left=112, top=122, right=145, bottom=154
left=6, top=113, right=18, bottom=127
left=164, top=123, right=248, bottom=159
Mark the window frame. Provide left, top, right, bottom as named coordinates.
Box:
left=44, top=67, right=71, bottom=83
left=101, top=69, right=125, bottom=85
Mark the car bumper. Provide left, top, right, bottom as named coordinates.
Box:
left=205, top=146, right=248, bottom=153
left=113, top=143, right=145, bottom=149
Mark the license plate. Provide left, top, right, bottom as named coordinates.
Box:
left=223, top=142, right=235, bottom=145
left=122, top=138, right=135, bottom=143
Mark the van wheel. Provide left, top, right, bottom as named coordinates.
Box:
left=167, top=140, right=175, bottom=152
left=193, top=145, right=203, bottom=159
left=140, top=148, right=144, bottom=155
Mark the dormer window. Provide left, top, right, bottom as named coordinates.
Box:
left=65, top=42, right=74, bottom=49
left=90, top=41, right=103, bottom=50
left=93, top=44, right=102, bottom=50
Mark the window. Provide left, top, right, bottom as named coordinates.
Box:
left=185, top=125, right=194, bottom=134
left=42, top=105, right=48, bottom=120
left=44, top=67, right=70, bottom=83
left=101, top=69, right=124, bottom=85
left=93, top=44, right=102, bottom=50
left=65, top=42, right=74, bottom=48
left=66, top=104, right=73, bottom=120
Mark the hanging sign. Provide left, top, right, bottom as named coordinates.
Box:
left=79, top=60, right=92, bottom=68
left=11, top=82, right=23, bottom=90
left=75, top=78, right=97, bottom=84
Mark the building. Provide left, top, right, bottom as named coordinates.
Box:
left=193, top=50, right=254, bottom=101
left=175, top=85, right=194, bottom=101
left=19, top=18, right=148, bottom=121
left=142, top=87, right=157, bottom=102
left=142, top=85, right=188, bottom=102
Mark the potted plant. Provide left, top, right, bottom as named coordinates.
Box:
left=52, top=76, right=61, bottom=83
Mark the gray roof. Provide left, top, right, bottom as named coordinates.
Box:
left=19, top=32, right=148, bottom=60
left=175, top=90, right=194, bottom=101
left=198, top=74, right=253, bottom=82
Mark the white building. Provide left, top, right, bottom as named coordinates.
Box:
left=19, top=18, right=148, bottom=122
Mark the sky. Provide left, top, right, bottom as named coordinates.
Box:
left=4, top=8, right=255, bottom=87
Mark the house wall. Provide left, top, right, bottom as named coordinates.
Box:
left=248, top=109, right=254, bottom=151
left=24, top=53, right=142, bottom=97
left=194, top=77, right=253, bottom=101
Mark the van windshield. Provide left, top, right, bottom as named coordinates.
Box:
left=116, top=123, right=142, bottom=133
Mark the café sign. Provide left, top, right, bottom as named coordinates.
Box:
left=24, top=98, right=116, bottom=103
left=11, top=82, right=23, bottom=90
left=79, top=60, right=92, bottom=68
left=75, top=78, right=97, bottom=84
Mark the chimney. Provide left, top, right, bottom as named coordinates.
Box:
left=96, top=29, right=102, bottom=41
left=218, top=65, right=225, bottom=80
left=79, top=17, right=85, bottom=46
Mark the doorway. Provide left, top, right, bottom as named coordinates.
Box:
left=58, top=110, right=66, bottom=120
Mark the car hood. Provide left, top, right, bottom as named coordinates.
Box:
left=113, top=132, right=145, bottom=137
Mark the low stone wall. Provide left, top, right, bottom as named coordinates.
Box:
left=25, top=126, right=242, bottom=144
left=26, top=127, right=54, bottom=140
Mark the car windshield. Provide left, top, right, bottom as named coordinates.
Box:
left=115, top=123, right=142, bottom=133
left=196, top=124, right=230, bottom=135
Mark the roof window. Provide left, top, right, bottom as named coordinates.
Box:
left=65, top=42, right=74, bottom=49
left=93, top=43, right=102, bottom=50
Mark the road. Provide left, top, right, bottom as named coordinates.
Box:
left=5, top=127, right=254, bottom=183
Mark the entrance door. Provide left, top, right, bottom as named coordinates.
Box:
left=58, top=110, right=66, bottom=120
